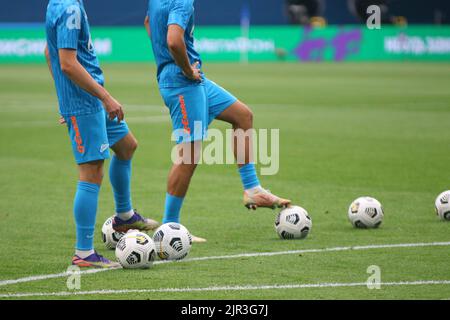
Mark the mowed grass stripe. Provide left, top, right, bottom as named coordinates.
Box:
left=1, top=241, right=449, bottom=287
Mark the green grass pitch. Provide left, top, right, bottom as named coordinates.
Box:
left=0, top=62, right=449, bottom=300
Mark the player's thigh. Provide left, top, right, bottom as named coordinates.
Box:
left=105, top=113, right=130, bottom=149
left=204, top=78, right=238, bottom=125
left=64, top=109, right=110, bottom=165
left=110, top=132, right=137, bottom=161
left=105, top=113, right=134, bottom=160
left=215, top=100, right=253, bottom=128
left=160, top=85, right=208, bottom=144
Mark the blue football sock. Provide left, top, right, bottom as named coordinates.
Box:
left=238, top=163, right=261, bottom=190
left=109, top=156, right=132, bottom=215
left=163, top=193, right=184, bottom=224
left=73, top=181, right=100, bottom=251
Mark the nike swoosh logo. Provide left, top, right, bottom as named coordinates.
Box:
left=100, top=144, right=109, bottom=153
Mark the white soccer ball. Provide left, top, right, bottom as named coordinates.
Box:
left=275, top=206, right=312, bottom=239
left=101, top=216, right=125, bottom=250
left=435, top=190, right=450, bottom=221
left=115, top=230, right=156, bottom=269
left=152, top=223, right=192, bottom=260
left=348, top=197, right=384, bottom=228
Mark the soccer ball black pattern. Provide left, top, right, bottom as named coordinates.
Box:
left=354, top=220, right=367, bottom=228
left=440, top=193, right=449, bottom=204
left=115, top=231, right=156, bottom=269
left=135, top=234, right=149, bottom=245
left=126, top=251, right=141, bottom=265
left=435, top=191, right=450, bottom=221
left=275, top=213, right=281, bottom=226
left=365, top=207, right=378, bottom=218
left=168, top=223, right=181, bottom=230
left=170, top=237, right=183, bottom=252
left=158, top=251, right=170, bottom=260
left=286, top=213, right=300, bottom=225
left=275, top=206, right=312, bottom=240
left=148, top=249, right=156, bottom=262
left=280, top=231, right=295, bottom=239
left=153, top=223, right=192, bottom=260
left=348, top=197, right=384, bottom=228
left=153, top=230, right=164, bottom=242
left=116, top=238, right=126, bottom=251
left=101, top=216, right=125, bottom=250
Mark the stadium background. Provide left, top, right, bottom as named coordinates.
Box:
left=1, top=0, right=450, bottom=63
left=1, top=0, right=450, bottom=25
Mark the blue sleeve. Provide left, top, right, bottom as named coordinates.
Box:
left=56, top=3, right=82, bottom=49
left=167, top=0, right=194, bottom=30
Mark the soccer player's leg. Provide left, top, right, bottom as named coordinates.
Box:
left=105, top=116, right=159, bottom=232
left=66, top=111, right=120, bottom=268
left=206, top=79, right=291, bottom=210
left=160, top=85, right=207, bottom=243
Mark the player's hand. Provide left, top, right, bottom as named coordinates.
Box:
left=102, top=94, right=124, bottom=123
left=183, top=61, right=202, bottom=82
left=59, top=116, right=66, bottom=125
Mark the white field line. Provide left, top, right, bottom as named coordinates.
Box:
left=1, top=241, right=449, bottom=288
left=0, top=268, right=115, bottom=287
left=180, top=241, right=450, bottom=263
left=1, top=280, right=450, bottom=298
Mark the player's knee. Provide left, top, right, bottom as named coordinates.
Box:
left=114, top=136, right=138, bottom=160
left=79, top=161, right=104, bottom=184
left=90, top=172, right=104, bottom=184
left=127, top=136, right=138, bottom=155
left=245, top=108, right=254, bottom=125
left=89, top=165, right=104, bottom=183
left=238, top=106, right=253, bottom=128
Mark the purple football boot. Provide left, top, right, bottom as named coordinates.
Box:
left=72, top=251, right=120, bottom=269
left=112, top=210, right=159, bottom=233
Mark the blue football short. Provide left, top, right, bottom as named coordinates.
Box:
left=159, top=78, right=237, bottom=144
left=64, top=108, right=129, bottom=164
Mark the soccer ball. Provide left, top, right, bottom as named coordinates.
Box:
left=348, top=197, right=384, bottom=228
left=435, top=190, right=450, bottom=221
left=115, top=230, right=156, bottom=269
left=152, top=223, right=192, bottom=260
left=101, top=216, right=125, bottom=250
left=275, top=206, right=312, bottom=240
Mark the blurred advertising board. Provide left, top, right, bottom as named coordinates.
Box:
left=1, top=25, right=449, bottom=63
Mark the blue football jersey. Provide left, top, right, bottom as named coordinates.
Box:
left=46, top=0, right=103, bottom=116
left=147, top=0, right=203, bottom=88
